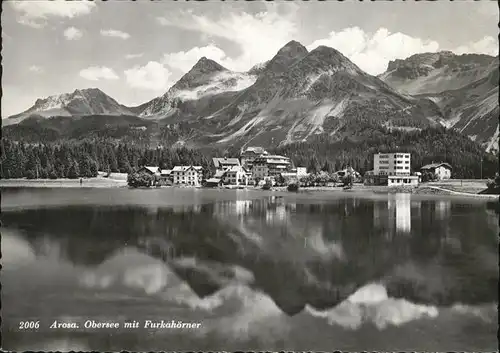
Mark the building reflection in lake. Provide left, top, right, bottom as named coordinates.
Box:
left=266, top=204, right=287, bottom=224
left=395, top=194, right=411, bottom=233
left=374, top=194, right=412, bottom=234
left=435, top=200, right=451, bottom=220
left=235, top=200, right=251, bottom=215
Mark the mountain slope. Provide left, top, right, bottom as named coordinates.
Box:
left=5, top=88, right=135, bottom=126
left=2, top=114, right=157, bottom=143
left=417, top=65, right=499, bottom=151
left=379, top=51, right=496, bottom=95
left=380, top=52, right=499, bottom=151
left=138, top=57, right=258, bottom=119
left=4, top=43, right=497, bottom=152
left=156, top=42, right=441, bottom=149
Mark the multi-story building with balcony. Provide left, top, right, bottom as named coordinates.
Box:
left=374, top=152, right=411, bottom=176
left=252, top=155, right=292, bottom=180
left=368, top=153, right=418, bottom=186
left=212, top=157, right=241, bottom=170
left=240, top=146, right=269, bottom=169
left=172, top=166, right=203, bottom=186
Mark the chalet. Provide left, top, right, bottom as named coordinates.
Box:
left=137, top=166, right=161, bottom=176
left=172, top=166, right=203, bottom=186
left=160, top=169, right=172, bottom=185
left=420, top=162, right=452, bottom=180
left=334, top=168, right=361, bottom=180
left=205, top=170, right=226, bottom=187
left=212, top=157, right=240, bottom=170
left=223, top=165, right=251, bottom=186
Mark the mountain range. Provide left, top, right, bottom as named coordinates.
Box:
left=3, top=41, right=499, bottom=152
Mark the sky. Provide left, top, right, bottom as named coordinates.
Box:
left=2, top=0, right=499, bottom=117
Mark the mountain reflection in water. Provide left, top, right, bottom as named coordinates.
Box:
left=1, top=189, right=498, bottom=351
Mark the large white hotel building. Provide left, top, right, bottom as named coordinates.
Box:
left=373, top=152, right=411, bottom=176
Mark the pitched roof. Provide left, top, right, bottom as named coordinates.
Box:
left=213, top=157, right=240, bottom=168
left=254, top=155, right=291, bottom=164
left=160, top=169, right=172, bottom=175
left=140, top=166, right=160, bottom=174
left=225, top=165, right=248, bottom=173
left=206, top=178, right=222, bottom=183
left=420, top=162, right=452, bottom=170
left=214, top=170, right=226, bottom=178
left=172, top=165, right=204, bottom=172
left=241, top=146, right=269, bottom=155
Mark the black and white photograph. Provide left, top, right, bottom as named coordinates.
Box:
left=1, top=0, right=499, bottom=351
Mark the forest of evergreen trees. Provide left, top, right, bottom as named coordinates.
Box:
left=273, top=126, right=499, bottom=179
left=0, top=139, right=219, bottom=179
left=1, top=125, right=498, bottom=180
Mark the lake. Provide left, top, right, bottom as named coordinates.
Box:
left=1, top=187, right=498, bottom=351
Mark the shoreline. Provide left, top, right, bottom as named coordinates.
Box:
left=1, top=178, right=497, bottom=199
left=0, top=177, right=127, bottom=188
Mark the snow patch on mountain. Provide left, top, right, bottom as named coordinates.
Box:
left=302, top=99, right=348, bottom=140
left=458, top=92, right=498, bottom=132
left=218, top=114, right=267, bottom=143
left=302, top=71, right=336, bottom=93
left=485, top=125, right=499, bottom=152
left=7, top=88, right=134, bottom=123
left=173, top=72, right=257, bottom=101
left=426, top=96, right=443, bottom=104
left=227, top=104, right=250, bottom=127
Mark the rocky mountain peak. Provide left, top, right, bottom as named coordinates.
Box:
left=263, top=40, right=309, bottom=74
left=278, top=40, right=308, bottom=55
left=190, top=57, right=227, bottom=75
left=303, top=45, right=360, bottom=74
left=386, top=51, right=495, bottom=73
left=166, top=57, right=229, bottom=94
left=8, top=87, right=131, bottom=122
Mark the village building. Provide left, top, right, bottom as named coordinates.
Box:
left=420, top=162, right=452, bottom=180
left=366, top=153, right=419, bottom=186
left=172, top=166, right=203, bottom=186
left=387, top=175, right=419, bottom=186
left=374, top=152, right=411, bottom=176
left=240, top=147, right=269, bottom=169
left=205, top=170, right=226, bottom=187
left=222, top=165, right=251, bottom=186
left=334, top=167, right=362, bottom=181
left=212, top=157, right=241, bottom=170
left=280, top=167, right=308, bottom=183
left=137, top=166, right=161, bottom=176
left=252, top=155, right=292, bottom=180
left=159, top=169, right=172, bottom=185
left=134, top=166, right=161, bottom=187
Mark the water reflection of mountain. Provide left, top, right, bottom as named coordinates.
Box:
left=2, top=197, right=498, bottom=314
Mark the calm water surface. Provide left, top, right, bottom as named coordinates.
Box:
left=1, top=188, right=499, bottom=351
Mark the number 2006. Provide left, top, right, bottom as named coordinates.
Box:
left=19, top=321, right=40, bottom=329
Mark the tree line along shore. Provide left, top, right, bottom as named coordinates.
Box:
left=1, top=126, right=498, bottom=182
